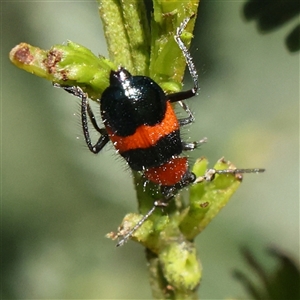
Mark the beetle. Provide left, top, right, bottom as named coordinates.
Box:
left=59, top=15, right=264, bottom=246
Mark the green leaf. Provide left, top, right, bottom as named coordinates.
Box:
left=180, top=158, right=242, bottom=240
left=9, top=41, right=116, bottom=100
left=234, top=248, right=300, bottom=300
left=150, top=0, right=199, bottom=91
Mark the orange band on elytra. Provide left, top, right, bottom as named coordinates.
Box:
left=144, top=157, right=188, bottom=186
left=107, top=101, right=179, bottom=153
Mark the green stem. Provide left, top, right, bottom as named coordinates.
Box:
left=98, top=0, right=150, bottom=75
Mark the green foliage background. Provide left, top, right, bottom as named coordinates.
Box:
left=2, top=1, right=299, bottom=299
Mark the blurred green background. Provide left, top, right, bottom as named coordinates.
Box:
left=2, top=1, right=299, bottom=299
